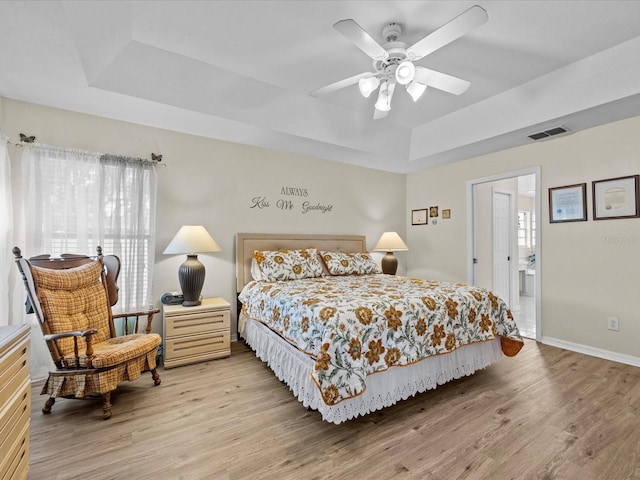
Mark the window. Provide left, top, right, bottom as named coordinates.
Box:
left=531, top=211, right=536, bottom=247
left=22, top=146, right=158, bottom=310
left=517, top=211, right=530, bottom=248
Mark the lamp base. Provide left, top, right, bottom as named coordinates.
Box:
left=381, top=252, right=398, bottom=275
left=181, top=299, right=202, bottom=307
left=178, top=254, right=205, bottom=307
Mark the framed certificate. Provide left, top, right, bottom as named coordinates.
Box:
left=411, top=209, right=427, bottom=225
left=592, top=175, right=640, bottom=220
left=549, top=183, right=587, bottom=223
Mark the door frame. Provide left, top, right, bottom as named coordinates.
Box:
left=466, top=167, right=541, bottom=341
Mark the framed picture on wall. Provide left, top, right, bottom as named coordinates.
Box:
left=592, top=175, right=640, bottom=220
left=429, top=206, right=439, bottom=218
left=411, top=209, right=428, bottom=225
left=548, top=183, right=587, bottom=223
left=442, top=209, right=451, bottom=219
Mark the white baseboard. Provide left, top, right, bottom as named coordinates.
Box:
left=541, top=336, right=640, bottom=368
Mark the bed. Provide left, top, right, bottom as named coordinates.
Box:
left=236, top=233, right=524, bottom=424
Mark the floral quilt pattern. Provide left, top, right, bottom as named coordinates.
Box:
left=240, top=274, right=523, bottom=406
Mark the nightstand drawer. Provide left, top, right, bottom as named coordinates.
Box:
left=165, top=331, right=230, bottom=360
left=165, top=309, right=230, bottom=337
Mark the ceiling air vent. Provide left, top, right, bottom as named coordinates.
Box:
left=528, top=126, right=568, bottom=141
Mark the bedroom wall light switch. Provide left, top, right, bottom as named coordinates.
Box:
left=607, top=317, right=619, bottom=331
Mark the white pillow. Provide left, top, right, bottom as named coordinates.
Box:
left=250, top=258, right=263, bottom=281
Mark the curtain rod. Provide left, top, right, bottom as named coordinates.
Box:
left=11, top=133, right=165, bottom=166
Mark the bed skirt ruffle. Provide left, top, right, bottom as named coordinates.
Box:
left=241, top=315, right=504, bottom=424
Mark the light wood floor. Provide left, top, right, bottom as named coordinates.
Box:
left=28, top=340, right=640, bottom=480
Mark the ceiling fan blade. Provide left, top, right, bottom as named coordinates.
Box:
left=414, top=67, right=470, bottom=95
left=334, top=19, right=389, bottom=61
left=310, top=72, right=377, bottom=97
left=406, top=5, right=488, bottom=61
left=373, top=108, right=389, bottom=120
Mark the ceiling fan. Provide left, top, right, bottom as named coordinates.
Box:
left=310, top=5, right=488, bottom=119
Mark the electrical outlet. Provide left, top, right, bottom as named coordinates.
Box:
left=607, top=317, right=619, bottom=331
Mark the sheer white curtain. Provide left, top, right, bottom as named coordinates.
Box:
left=21, top=146, right=157, bottom=310
left=20, top=144, right=158, bottom=378
left=0, top=131, right=14, bottom=327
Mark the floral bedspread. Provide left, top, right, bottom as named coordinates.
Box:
left=239, top=274, right=523, bottom=406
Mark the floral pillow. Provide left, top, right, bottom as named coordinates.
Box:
left=319, top=251, right=382, bottom=276
left=253, top=248, right=324, bottom=282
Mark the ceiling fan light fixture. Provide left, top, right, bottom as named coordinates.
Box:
left=358, top=76, right=380, bottom=98
left=406, top=81, right=427, bottom=102
left=375, top=80, right=395, bottom=112
left=395, top=60, right=415, bottom=85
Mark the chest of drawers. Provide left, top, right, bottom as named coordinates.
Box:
left=0, top=325, right=30, bottom=480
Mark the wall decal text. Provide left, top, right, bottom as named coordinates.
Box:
left=250, top=187, right=333, bottom=214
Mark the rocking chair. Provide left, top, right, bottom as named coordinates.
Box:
left=13, top=246, right=162, bottom=419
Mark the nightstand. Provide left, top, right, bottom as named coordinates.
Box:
left=162, top=297, right=231, bottom=368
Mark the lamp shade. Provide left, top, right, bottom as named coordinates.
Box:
left=163, top=225, right=221, bottom=254
left=395, top=61, right=416, bottom=85
left=163, top=226, right=221, bottom=306
left=406, top=81, right=427, bottom=102
left=374, top=80, right=396, bottom=112
left=358, top=76, right=380, bottom=98
left=373, top=232, right=408, bottom=252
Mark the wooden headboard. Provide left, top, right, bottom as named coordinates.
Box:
left=235, top=233, right=367, bottom=292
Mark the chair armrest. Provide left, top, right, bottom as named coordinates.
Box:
left=112, top=307, right=160, bottom=334
left=44, top=328, right=99, bottom=360
left=44, top=329, right=99, bottom=342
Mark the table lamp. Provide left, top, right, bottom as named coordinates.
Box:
left=163, top=225, right=221, bottom=306
left=373, top=231, right=408, bottom=275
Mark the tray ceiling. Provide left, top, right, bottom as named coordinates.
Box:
left=1, top=1, right=640, bottom=173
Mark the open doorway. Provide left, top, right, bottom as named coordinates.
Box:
left=468, top=169, right=540, bottom=340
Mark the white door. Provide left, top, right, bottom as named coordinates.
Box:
left=493, top=190, right=512, bottom=305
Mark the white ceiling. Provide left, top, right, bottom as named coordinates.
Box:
left=2, top=1, right=640, bottom=174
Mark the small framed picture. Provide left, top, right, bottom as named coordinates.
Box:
left=411, top=209, right=428, bottom=225
left=442, top=209, right=451, bottom=219
left=549, top=183, right=587, bottom=223
left=429, top=206, right=439, bottom=218
left=592, top=175, right=640, bottom=220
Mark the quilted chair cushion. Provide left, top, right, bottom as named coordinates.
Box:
left=31, top=260, right=112, bottom=356
left=89, top=333, right=161, bottom=368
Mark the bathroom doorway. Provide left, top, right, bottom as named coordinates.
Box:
left=468, top=168, right=540, bottom=340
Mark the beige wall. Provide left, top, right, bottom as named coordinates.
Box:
left=407, top=116, right=640, bottom=360
left=4, top=97, right=639, bottom=362
left=3, top=99, right=406, bottom=338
